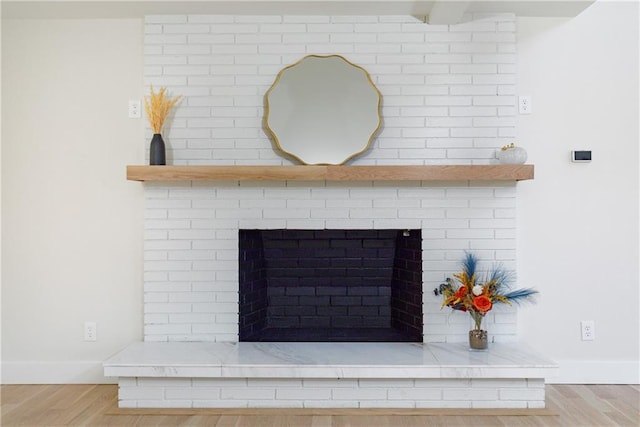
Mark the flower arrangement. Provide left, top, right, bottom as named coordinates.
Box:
left=143, top=86, right=182, bottom=134
left=435, top=252, right=538, bottom=331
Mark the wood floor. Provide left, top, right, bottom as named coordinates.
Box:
left=1, top=384, right=638, bottom=426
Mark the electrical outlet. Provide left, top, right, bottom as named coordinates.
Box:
left=581, top=320, right=595, bottom=341
left=518, top=96, right=532, bottom=115
left=84, top=322, right=97, bottom=342
left=128, top=100, right=141, bottom=118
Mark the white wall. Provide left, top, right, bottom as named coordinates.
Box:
left=1, top=19, right=145, bottom=383
left=0, top=11, right=4, bottom=383
left=517, top=1, right=639, bottom=383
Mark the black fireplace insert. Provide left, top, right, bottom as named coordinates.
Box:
left=239, top=229, right=423, bottom=342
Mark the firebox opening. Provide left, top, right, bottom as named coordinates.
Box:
left=239, top=229, right=423, bottom=342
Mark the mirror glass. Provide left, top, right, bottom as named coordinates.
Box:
left=264, top=55, right=382, bottom=165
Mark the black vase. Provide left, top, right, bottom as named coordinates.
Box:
left=150, top=133, right=166, bottom=165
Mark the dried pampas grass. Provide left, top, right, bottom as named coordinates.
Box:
left=144, top=86, right=182, bottom=134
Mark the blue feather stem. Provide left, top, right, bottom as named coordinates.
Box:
left=462, top=251, right=477, bottom=277
left=487, top=264, right=513, bottom=285
left=501, top=288, right=539, bottom=304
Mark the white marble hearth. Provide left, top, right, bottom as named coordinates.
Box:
left=104, top=342, right=557, bottom=409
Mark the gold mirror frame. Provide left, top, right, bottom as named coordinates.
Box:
left=264, top=55, right=382, bottom=165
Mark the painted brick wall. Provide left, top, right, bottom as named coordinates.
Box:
left=118, top=377, right=545, bottom=409
left=144, top=14, right=516, bottom=166
left=142, top=14, right=519, bottom=343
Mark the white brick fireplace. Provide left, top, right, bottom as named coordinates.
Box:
left=104, top=13, right=558, bottom=409
left=142, top=12, right=520, bottom=343
left=144, top=181, right=519, bottom=344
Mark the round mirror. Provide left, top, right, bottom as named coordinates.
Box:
left=264, top=55, right=382, bottom=165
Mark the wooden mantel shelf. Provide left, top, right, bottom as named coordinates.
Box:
left=127, top=164, right=534, bottom=182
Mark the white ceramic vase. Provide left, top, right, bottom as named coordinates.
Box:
left=497, top=146, right=527, bottom=164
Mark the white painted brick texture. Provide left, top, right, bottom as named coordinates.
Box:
left=144, top=182, right=517, bottom=342
left=144, top=14, right=516, bottom=166
left=142, top=14, right=520, bottom=343
left=119, top=377, right=544, bottom=409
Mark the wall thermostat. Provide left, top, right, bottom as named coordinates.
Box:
left=571, top=150, right=592, bottom=163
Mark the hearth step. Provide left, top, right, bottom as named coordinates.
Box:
left=104, top=342, right=557, bottom=409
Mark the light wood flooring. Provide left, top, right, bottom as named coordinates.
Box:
left=1, top=384, right=638, bottom=426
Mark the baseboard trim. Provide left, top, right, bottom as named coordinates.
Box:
left=1, top=361, right=116, bottom=384
left=547, top=360, right=640, bottom=384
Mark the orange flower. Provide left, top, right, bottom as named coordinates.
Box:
left=454, top=286, right=468, bottom=299
left=473, top=295, right=493, bottom=313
